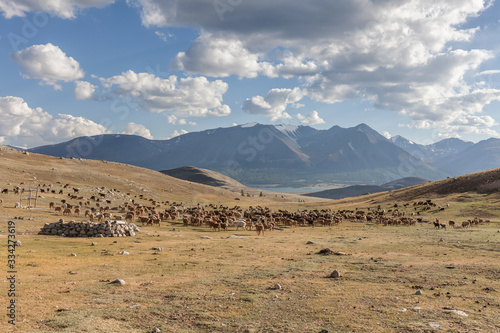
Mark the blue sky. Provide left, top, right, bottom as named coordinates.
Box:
left=1, top=0, right=500, bottom=148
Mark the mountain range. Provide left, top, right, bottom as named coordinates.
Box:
left=27, top=123, right=500, bottom=188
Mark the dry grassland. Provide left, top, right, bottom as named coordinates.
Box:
left=1, top=147, right=499, bottom=332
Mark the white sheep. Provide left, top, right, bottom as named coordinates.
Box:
left=235, top=219, right=247, bottom=231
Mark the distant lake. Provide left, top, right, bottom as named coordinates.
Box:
left=256, top=187, right=325, bottom=194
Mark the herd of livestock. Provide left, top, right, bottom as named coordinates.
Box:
left=0, top=185, right=491, bottom=234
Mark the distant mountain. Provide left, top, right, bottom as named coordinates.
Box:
left=391, top=136, right=474, bottom=163
left=304, top=177, right=429, bottom=199
left=28, top=123, right=446, bottom=187
left=431, top=138, right=500, bottom=176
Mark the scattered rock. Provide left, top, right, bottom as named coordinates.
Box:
left=14, top=240, right=22, bottom=246
left=152, top=247, right=163, bottom=251
left=306, top=241, right=316, bottom=244
left=428, top=322, right=442, bottom=329
left=200, top=235, right=213, bottom=239
left=318, top=248, right=333, bottom=255
left=398, top=308, right=407, bottom=312
left=68, top=271, right=77, bottom=275
left=269, top=284, right=282, bottom=290
left=91, top=242, right=97, bottom=246
left=108, top=279, right=126, bottom=285
left=443, top=307, right=468, bottom=316
left=151, top=328, right=161, bottom=333
left=56, top=308, right=72, bottom=312
left=170, top=228, right=181, bottom=232
left=439, top=238, right=444, bottom=242
left=329, top=270, right=341, bottom=279
left=126, top=303, right=140, bottom=309
left=70, top=253, right=77, bottom=257
left=415, top=290, right=423, bottom=295
left=227, top=235, right=248, bottom=239
left=119, top=251, right=130, bottom=255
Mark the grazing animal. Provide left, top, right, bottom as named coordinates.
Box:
left=235, top=219, right=247, bottom=231
left=49, top=202, right=55, bottom=209
left=1, top=189, right=7, bottom=194
left=14, top=202, right=21, bottom=208
left=440, top=223, right=446, bottom=230
left=448, top=220, right=456, bottom=228
left=462, top=221, right=470, bottom=228
left=433, top=221, right=440, bottom=229
left=255, top=224, right=265, bottom=236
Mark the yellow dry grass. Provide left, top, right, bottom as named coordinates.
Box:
left=1, top=146, right=500, bottom=332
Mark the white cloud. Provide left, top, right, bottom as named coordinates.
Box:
left=382, top=131, right=392, bottom=140
left=129, top=0, right=499, bottom=135
left=74, top=80, right=96, bottom=100
left=155, top=30, right=172, bottom=42
left=168, top=129, right=188, bottom=139
left=0, top=96, right=108, bottom=147
left=172, top=35, right=274, bottom=79
left=167, top=114, right=187, bottom=125
left=102, top=70, right=231, bottom=117
left=12, top=43, right=84, bottom=90
left=242, top=88, right=303, bottom=122
left=296, top=111, right=325, bottom=125
left=121, top=122, right=153, bottom=139
left=0, top=0, right=116, bottom=19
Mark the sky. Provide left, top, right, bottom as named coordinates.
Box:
left=1, top=0, right=500, bottom=148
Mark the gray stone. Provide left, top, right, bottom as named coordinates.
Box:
left=330, top=270, right=341, bottom=278
left=415, top=290, right=423, bottom=295
left=109, top=279, right=126, bottom=285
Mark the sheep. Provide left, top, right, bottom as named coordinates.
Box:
left=448, top=220, right=456, bottom=228
left=235, top=219, right=247, bottom=231
left=14, top=202, right=21, bottom=208
left=462, top=221, right=471, bottom=228
left=49, top=202, right=55, bottom=209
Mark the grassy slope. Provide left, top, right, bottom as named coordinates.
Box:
left=1, top=147, right=499, bottom=332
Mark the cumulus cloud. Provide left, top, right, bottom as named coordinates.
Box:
left=121, top=122, right=153, bottom=139
left=0, top=0, right=115, bottom=19
left=12, top=43, right=84, bottom=90
left=168, top=129, right=188, bottom=139
left=0, top=96, right=108, bottom=147
left=296, top=111, right=325, bottom=125
left=242, top=88, right=303, bottom=122
left=101, top=70, right=231, bottom=117
left=172, top=35, right=274, bottom=79
left=128, top=0, right=499, bottom=136
left=74, top=80, right=96, bottom=100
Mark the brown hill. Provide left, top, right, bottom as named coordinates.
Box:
left=0, top=146, right=321, bottom=206
left=161, top=166, right=248, bottom=191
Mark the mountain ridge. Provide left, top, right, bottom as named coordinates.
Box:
left=27, top=123, right=497, bottom=187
